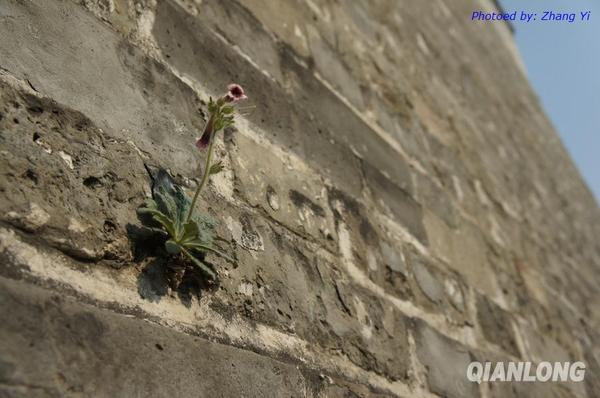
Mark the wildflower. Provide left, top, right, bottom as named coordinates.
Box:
left=196, top=84, right=246, bottom=151
left=224, top=83, right=247, bottom=102
left=195, top=117, right=213, bottom=150
left=137, top=83, right=247, bottom=282
left=189, top=84, right=246, bottom=220
left=195, top=134, right=210, bottom=150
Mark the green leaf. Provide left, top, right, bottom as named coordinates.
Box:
left=152, top=213, right=177, bottom=238
left=208, top=97, right=216, bottom=114
left=180, top=246, right=217, bottom=279
left=190, top=212, right=216, bottom=246
left=142, top=198, right=159, bottom=210
left=173, top=215, right=183, bottom=241
left=185, top=240, right=236, bottom=264
left=165, top=239, right=181, bottom=254
left=150, top=180, right=195, bottom=241
left=214, top=119, right=224, bottom=132
left=172, top=187, right=191, bottom=224
left=209, top=161, right=224, bottom=175
left=138, top=203, right=178, bottom=238
left=179, top=220, right=200, bottom=244
left=214, top=235, right=231, bottom=244
left=221, top=105, right=234, bottom=114
left=154, top=186, right=178, bottom=220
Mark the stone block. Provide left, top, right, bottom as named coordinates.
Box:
left=423, top=210, right=501, bottom=300
left=0, top=277, right=311, bottom=398
left=228, top=133, right=337, bottom=249
left=476, top=295, right=520, bottom=357
left=413, top=320, right=479, bottom=398
left=0, top=0, right=206, bottom=176
left=0, top=80, right=146, bottom=264
left=361, top=161, right=427, bottom=245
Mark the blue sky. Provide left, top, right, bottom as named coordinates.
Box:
left=498, top=0, right=600, bottom=203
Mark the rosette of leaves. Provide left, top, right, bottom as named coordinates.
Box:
left=137, top=170, right=234, bottom=282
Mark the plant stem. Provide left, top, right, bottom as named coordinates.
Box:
left=187, top=123, right=217, bottom=222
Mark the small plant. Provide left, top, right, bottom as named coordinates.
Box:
left=137, top=84, right=247, bottom=284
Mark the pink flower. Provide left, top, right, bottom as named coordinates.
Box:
left=195, top=132, right=210, bottom=150
left=196, top=84, right=246, bottom=150
left=195, top=116, right=214, bottom=150
left=225, top=83, right=247, bottom=102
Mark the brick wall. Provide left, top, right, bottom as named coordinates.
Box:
left=1, top=0, right=599, bottom=397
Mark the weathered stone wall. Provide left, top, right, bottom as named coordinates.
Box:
left=1, top=0, right=599, bottom=397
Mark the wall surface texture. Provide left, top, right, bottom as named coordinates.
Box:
left=1, top=0, right=599, bottom=397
